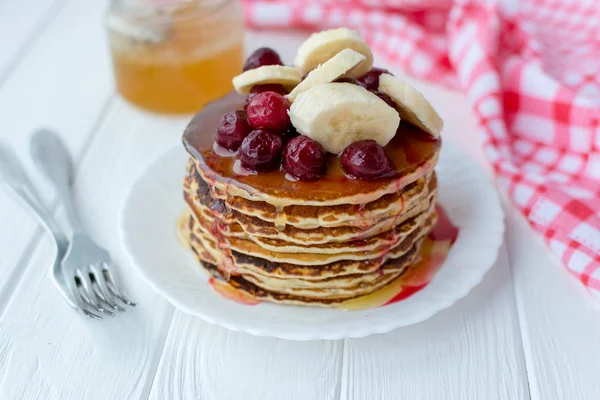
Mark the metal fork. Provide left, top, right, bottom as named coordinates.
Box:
left=30, top=129, right=136, bottom=318
left=0, top=143, right=80, bottom=312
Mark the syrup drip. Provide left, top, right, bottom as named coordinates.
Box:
left=273, top=205, right=287, bottom=231
left=388, top=196, right=406, bottom=233
left=209, top=208, right=237, bottom=279
left=355, top=195, right=406, bottom=265
left=350, top=205, right=367, bottom=239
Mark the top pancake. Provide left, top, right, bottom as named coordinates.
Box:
left=183, top=92, right=441, bottom=208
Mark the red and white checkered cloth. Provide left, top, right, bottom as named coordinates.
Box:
left=243, top=0, right=600, bottom=299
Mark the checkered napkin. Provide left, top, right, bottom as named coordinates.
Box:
left=243, top=0, right=600, bottom=299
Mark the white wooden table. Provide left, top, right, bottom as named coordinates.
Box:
left=1, top=2, right=600, bottom=399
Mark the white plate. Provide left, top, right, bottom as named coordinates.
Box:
left=119, top=142, right=504, bottom=340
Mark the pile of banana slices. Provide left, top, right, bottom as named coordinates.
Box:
left=232, top=28, right=443, bottom=154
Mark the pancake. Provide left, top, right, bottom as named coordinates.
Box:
left=188, top=194, right=434, bottom=247
left=190, top=210, right=436, bottom=264
left=241, top=266, right=404, bottom=299
left=185, top=162, right=438, bottom=244
left=230, top=244, right=415, bottom=279
left=185, top=227, right=427, bottom=301
left=189, top=237, right=419, bottom=296
left=199, top=261, right=367, bottom=306
left=241, top=252, right=416, bottom=293
left=196, top=260, right=412, bottom=306
left=184, top=159, right=437, bottom=230
left=189, top=194, right=436, bottom=254
left=185, top=210, right=435, bottom=278
left=179, top=82, right=442, bottom=306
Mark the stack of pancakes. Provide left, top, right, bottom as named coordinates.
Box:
left=181, top=154, right=440, bottom=306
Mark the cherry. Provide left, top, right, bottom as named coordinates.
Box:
left=246, top=91, right=291, bottom=132
left=215, top=110, right=252, bottom=151
left=358, top=67, right=391, bottom=91
left=341, top=140, right=393, bottom=179
left=243, top=47, right=283, bottom=71
left=282, top=125, right=299, bottom=143
left=283, top=136, right=326, bottom=181
left=334, top=77, right=367, bottom=88
left=239, top=130, right=283, bottom=171
left=246, top=84, right=287, bottom=105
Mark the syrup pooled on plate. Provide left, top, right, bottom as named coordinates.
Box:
left=183, top=93, right=441, bottom=202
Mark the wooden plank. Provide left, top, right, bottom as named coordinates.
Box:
left=0, top=97, right=187, bottom=399
left=0, top=0, right=112, bottom=305
left=148, top=311, right=343, bottom=400
left=507, top=207, right=600, bottom=400
left=0, top=2, right=191, bottom=395
left=0, top=196, right=39, bottom=307
left=0, top=0, right=64, bottom=81
left=340, top=249, right=530, bottom=400
left=0, top=234, right=174, bottom=400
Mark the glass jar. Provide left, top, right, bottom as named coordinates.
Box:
left=107, top=0, right=244, bottom=114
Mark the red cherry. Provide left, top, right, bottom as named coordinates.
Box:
left=283, top=136, right=326, bottom=181
left=246, top=84, right=287, bottom=105
left=341, top=140, right=393, bottom=179
left=358, top=68, right=391, bottom=91
left=282, top=125, right=299, bottom=143
left=239, top=130, right=283, bottom=171
left=215, top=110, right=252, bottom=151
left=246, top=91, right=291, bottom=132
left=243, top=48, right=283, bottom=71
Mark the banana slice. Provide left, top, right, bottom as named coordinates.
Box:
left=295, top=28, right=373, bottom=78
left=232, top=66, right=302, bottom=95
left=289, top=83, right=400, bottom=154
left=287, top=49, right=366, bottom=102
left=378, top=74, right=443, bottom=138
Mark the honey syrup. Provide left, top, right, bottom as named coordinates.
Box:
left=108, top=0, right=244, bottom=114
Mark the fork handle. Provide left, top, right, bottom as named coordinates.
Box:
left=30, top=128, right=83, bottom=233
left=0, top=143, right=67, bottom=244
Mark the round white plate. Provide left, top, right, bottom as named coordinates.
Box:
left=120, top=141, right=504, bottom=340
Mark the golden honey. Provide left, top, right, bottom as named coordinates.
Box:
left=107, top=0, right=244, bottom=114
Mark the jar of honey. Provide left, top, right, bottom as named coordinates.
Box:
left=107, top=0, right=244, bottom=114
